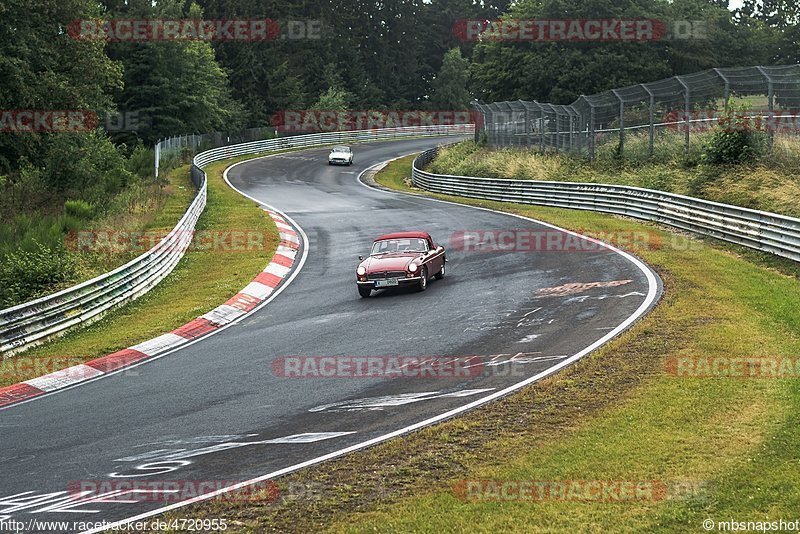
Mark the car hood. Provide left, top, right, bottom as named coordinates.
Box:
left=360, top=253, right=420, bottom=273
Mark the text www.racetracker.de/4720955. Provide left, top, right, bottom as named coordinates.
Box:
left=0, top=517, right=228, bottom=532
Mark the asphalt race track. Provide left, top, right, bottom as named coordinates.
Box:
left=0, top=137, right=661, bottom=533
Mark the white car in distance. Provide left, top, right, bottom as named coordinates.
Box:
left=328, top=145, right=354, bottom=166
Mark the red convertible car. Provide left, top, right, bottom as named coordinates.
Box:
left=356, top=231, right=446, bottom=298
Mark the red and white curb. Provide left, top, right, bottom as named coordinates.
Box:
left=0, top=210, right=301, bottom=409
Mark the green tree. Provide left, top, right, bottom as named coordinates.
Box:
left=738, top=0, right=800, bottom=63
left=0, top=0, right=122, bottom=172
left=311, top=87, right=352, bottom=111
left=431, top=48, right=471, bottom=109
left=105, top=0, right=244, bottom=145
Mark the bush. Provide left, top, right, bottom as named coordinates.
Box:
left=39, top=131, right=135, bottom=203
left=702, top=128, right=767, bottom=165
left=64, top=199, right=95, bottom=220
left=126, top=144, right=156, bottom=180
left=0, top=241, right=77, bottom=308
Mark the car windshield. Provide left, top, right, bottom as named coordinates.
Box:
left=331, top=146, right=350, bottom=153
left=371, top=238, right=428, bottom=255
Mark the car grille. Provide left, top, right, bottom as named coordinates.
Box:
left=368, top=271, right=406, bottom=280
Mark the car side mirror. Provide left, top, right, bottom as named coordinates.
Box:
left=436, top=246, right=444, bottom=253
left=358, top=255, right=364, bottom=261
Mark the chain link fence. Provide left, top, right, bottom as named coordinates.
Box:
left=155, top=126, right=278, bottom=181
left=473, top=64, right=800, bottom=162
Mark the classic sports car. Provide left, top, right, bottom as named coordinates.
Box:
left=356, top=231, right=446, bottom=298
left=328, top=145, right=353, bottom=165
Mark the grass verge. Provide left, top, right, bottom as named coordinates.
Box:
left=148, top=153, right=800, bottom=533
left=0, top=156, right=280, bottom=388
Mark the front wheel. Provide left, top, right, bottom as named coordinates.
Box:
left=417, top=266, right=428, bottom=292
left=358, top=285, right=372, bottom=298
left=434, top=260, right=445, bottom=280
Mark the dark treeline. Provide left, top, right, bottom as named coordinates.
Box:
left=0, top=0, right=796, bottom=209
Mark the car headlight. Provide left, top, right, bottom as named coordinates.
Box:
left=357, top=266, right=366, bottom=275
left=408, top=262, right=418, bottom=273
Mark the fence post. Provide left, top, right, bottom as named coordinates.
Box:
left=589, top=105, right=596, bottom=160
left=676, top=76, right=690, bottom=158
left=471, top=101, right=483, bottom=144
left=501, top=102, right=514, bottom=148
left=612, top=90, right=624, bottom=158
left=757, top=66, right=775, bottom=154
left=643, top=85, right=655, bottom=157
left=536, top=103, right=545, bottom=153
left=154, top=141, right=160, bottom=179
left=523, top=103, right=531, bottom=147
left=714, top=68, right=730, bottom=113
left=566, top=106, right=578, bottom=153
left=486, top=104, right=496, bottom=147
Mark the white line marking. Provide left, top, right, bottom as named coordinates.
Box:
left=260, top=432, right=357, bottom=444
left=308, top=389, right=494, bottom=412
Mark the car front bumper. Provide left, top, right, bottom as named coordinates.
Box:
left=357, top=276, right=421, bottom=288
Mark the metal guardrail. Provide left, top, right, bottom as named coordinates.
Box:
left=0, top=183, right=207, bottom=355
left=190, top=124, right=474, bottom=172
left=0, top=125, right=472, bottom=355
left=412, top=146, right=800, bottom=263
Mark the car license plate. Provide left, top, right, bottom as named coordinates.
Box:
left=375, top=278, right=399, bottom=288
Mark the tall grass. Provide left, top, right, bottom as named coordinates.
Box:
left=0, top=172, right=187, bottom=309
